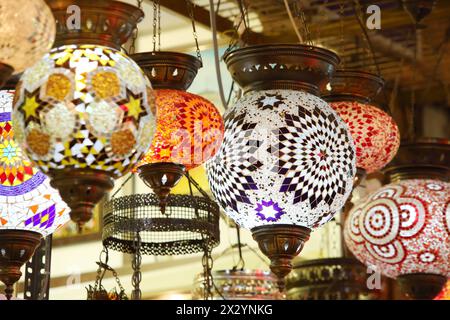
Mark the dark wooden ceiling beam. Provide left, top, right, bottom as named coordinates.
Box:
left=154, top=0, right=271, bottom=44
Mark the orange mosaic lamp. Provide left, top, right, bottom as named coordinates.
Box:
left=131, top=52, right=224, bottom=212
left=435, top=280, right=450, bottom=300
left=323, top=70, right=400, bottom=185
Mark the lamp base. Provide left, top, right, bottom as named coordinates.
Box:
left=49, top=168, right=114, bottom=231
left=0, top=230, right=42, bottom=300
left=0, top=63, right=14, bottom=89
left=137, top=163, right=186, bottom=214
left=251, top=225, right=311, bottom=292
left=397, top=273, right=447, bottom=300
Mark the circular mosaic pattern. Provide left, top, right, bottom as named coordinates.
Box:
left=13, top=44, right=156, bottom=177
left=0, top=0, right=55, bottom=73
left=331, top=101, right=400, bottom=174
left=344, top=179, right=450, bottom=279
left=136, top=89, right=224, bottom=171
left=207, top=89, right=356, bottom=230
left=0, top=90, right=69, bottom=236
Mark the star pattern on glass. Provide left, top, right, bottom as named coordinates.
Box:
left=119, top=90, right=148, bottom=126
left=256, top=94, right=284, bottom=110
left=255, top=200, right=285, bottom=222
left=20, top=89, right=46, bottom=125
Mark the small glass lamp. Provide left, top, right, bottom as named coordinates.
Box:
left=131, top=52, right=223, bottom=212
left=0, top=79, right=70, bottom=299
left=323, top=70, right=400, bottom=183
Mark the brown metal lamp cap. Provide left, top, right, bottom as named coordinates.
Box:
left=47, top=0, right=144, bottom=50
left=0, top=63, right=14, bottom=90
left=0, top=72, right=20, bottom=90
left=131, top=51, right=202, bottom=91
left=0, top=230, right=42, bottom=300
left=224, top=44, right=340, bottom=95
left=322, top=70, right=385, bottom=104
left=137, top=162, right=186, bottom=214
left=251, top=224, right=311, bottom=293
left=48, top=168, right=114, bottom=230
left=397, top=273, right=447, bottom=300
left=382, top=138, right=450, bottom=183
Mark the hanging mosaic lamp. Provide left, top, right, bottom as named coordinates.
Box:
left=207, top=44, right=356, bottom=291
left=344, top=139, right=450, bottom=300
left=131, top=52, right=224, bottom=212
left=12, top=0, right=156, bottom=229
left=0, top=78, right=70, bottom=300
left=323, top=70, right=400, bottom=185
left=0, top=0, right=55, bottom=87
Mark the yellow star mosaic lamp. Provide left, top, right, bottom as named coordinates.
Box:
left=0, top=78, right=70, bottom=300
left=12, top=0, right=156, bottom=229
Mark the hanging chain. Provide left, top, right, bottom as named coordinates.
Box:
left=339, top=0, right=345, bottom=68
left=131, top=232, right=142, bottom=300
left=152, top=0, right=160, bottom=52
left=294, top=1, right=313, bottom=45
left=186, top=0, right=203, bottom=64
left=130, top=0, right=144, bottom=55
left=158, top=2, right=161, bottom=51
left=186, top=171, right=213, bottom=299
left=201, top=242, right=214, bottom=300
left=93, top=247, right=109, bottom=291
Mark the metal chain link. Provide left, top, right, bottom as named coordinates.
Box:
left=339, top=0, right=345, bottom=68
left=294, top=1, right=313, bottom=45
left=186, top=0, right=203, bottom=64
left=129, top=0, right=144, bottom=55
left=186, top=171, right=213, bottom=299
left=152, top=0, right=159, bottom=52
left=131, top=233, right=142, bottom=300
left=201, top=243, right=214, bottom=300
left=158, top=1, right=161, bottom=51
left=112, top=269, right=126, bottom=295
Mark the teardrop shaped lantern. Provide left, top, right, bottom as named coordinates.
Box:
left=207, top=44, right=356, bottom=291
left=0, top=78, right=70, bottom=299
left=131, top=52, right=224, bottom=212
left=345, top=139, right=450, bottom=300
left=12, top=0, right=156, bottom=229
left=323, top=70, right=400, bottom=184
left=0, top=0, right=55, bottom=87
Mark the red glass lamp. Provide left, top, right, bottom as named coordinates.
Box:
left=131, top=52, right=224, bottom=212
left=324, top=70, right=400, bottom=184
left=345, top=139, right=450, bottom=299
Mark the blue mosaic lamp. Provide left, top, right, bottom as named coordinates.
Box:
left=0, top=79, right=70, bottom=300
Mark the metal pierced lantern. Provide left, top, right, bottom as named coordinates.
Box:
left=207, top=44, right=355, bottom=290
left=324, top=70, right=400, bottom=177
left=102, top=193, right=220, bottom=255
left=344, top=139, right=450, bottom=300
left=0, top=80, right=70, bottom=300
left=130, top=52, right=224, bottom=212
left=286, top=258, right=379, bottom=300
left=12, top=1, right=156, bottom=228
left=193, top=269, right=282, bottom=300
left=0, top=0, right=55, bottom=87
